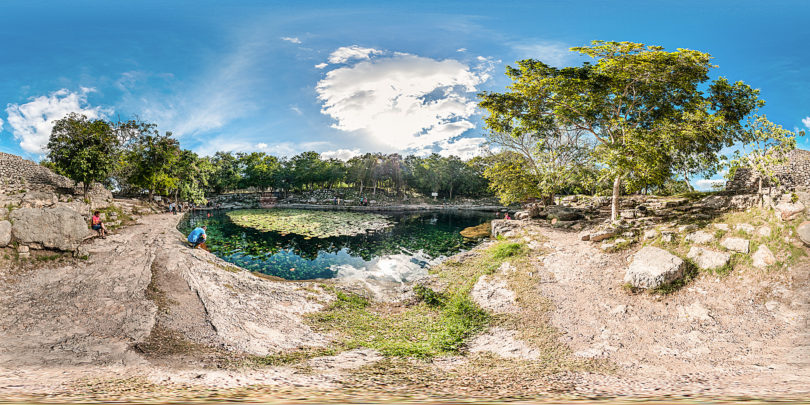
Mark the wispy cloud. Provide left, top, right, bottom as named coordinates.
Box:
left=316, top=50, right=491, bottom=154
left=802, top=116, right=810, bottom=129
left=510, top=40, right=581, bottom=67
left=327, top=45, right=383, bottom=64
left=5, top=88, right=111, bottom=154
left=314, top=63, right=328, bottom=69
left=695, top=178, right=726, bottom=191
left=281, top=36, right=302, bottom=44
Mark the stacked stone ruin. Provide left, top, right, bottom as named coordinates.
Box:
left=725, top=149, right=810, bottom=193
left=0, top=152, right=110, bottom=200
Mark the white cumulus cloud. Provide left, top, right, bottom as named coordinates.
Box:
left=327, top=45, right=383, bottom=64
left=0, top=117, right=4, bottom=132
left=802, top=116, right=810, bottom=129
left=5, top=88, right=109, bottom=154
left=437, top=137, right=486, bottom=160
left=281, top=36, right=302, bottom=44
left=694, top=179, right=726, bottom=191
left=316, top=52, right=490, bottom=153
left=321, top=148, right=360, bottom=161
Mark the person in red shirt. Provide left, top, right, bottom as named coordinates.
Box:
left=90, top=211, right=108, bottom=239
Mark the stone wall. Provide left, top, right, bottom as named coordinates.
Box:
left=0, top=152, right=112, bottom=202
left=726, top=149, right=810, bottom=193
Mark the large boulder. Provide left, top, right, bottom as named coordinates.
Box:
left=685, top=231, right=714, bottom=244
left=10, top=206, right=90, bottom=251
left=545, top=205, right=583, bottom=221
left=0, top=220, right=11, bottom=247
left=797, top=221, right=810, bottom=246
left=624, top=246, right=685, bottom=289
left=491, top=219, right=522, bottom=238
left=775, top=202, right=805, bottom=221
left=687, top=246, right=730, bottom=270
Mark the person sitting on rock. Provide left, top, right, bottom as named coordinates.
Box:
left=187, top=225, right=207, bottom=249
left=90, top=211, right=108, bottom=239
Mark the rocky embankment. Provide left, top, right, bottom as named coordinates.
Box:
left=0, top=212, right=329, bottom=368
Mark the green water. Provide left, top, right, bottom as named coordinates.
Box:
left=177, top=209, right=495, bottom=281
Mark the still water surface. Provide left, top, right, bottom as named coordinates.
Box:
left=177, top=209, right=494, bottom=282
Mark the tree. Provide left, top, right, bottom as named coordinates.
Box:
left=126, top=127, right=181, bottom=199
left=47, top=113, right=119, bottom=199
left=727, top=114, right=804, bottom=202
left=488, top=41, right=761, bottom=221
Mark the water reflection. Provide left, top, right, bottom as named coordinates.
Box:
left=178, top=209, right=493, bottom=281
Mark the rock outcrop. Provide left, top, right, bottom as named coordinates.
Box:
left=9, top=206, right=91, bottom=251
left=624, top=246, right=685, bottom=289
left=0, top=221, right=10, bottom=247
left=687, top=246, right=731, bottom=270
left=721, top=237, right=750, bottom=254
left=797, top=221, right=810, bottom=246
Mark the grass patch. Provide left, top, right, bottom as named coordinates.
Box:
left=307, top=240, right=528, bottom=358
left=246, top=347, right=340, bottom=367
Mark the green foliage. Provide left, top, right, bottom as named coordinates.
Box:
left=489, top=241, right=525, bottom=260
left=413, top=284, right=446, bottom=307
left=46, top=113, right=120, bottom=198
left=480, top=40, right=763, bottom=218
left=726, top=114, right=803, bottom=194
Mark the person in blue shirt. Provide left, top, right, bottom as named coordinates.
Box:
left=187, top=226, right=207, bottom=249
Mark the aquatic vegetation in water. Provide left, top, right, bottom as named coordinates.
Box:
left=460, top=221, right=491, bottom=239
left=227, top=209, right=393, bottom=238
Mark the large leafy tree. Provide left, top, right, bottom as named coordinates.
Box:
left=727, top=114, right=803, bottom=200
left=483, top=41, right=760, bottom=220
left=126, top=127, right=181, bottom=199
left=47, top=113, right=119, bottom=199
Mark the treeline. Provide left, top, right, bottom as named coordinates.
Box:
left=42, top=114, right=490, bottom=203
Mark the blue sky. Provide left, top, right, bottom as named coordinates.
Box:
left=1, top=0, right=808, bottom=188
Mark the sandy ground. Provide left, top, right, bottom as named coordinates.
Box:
left=0, top=212, right=808, bottom=401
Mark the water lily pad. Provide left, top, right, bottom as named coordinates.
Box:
left=227, top=209, right=393, bottom=238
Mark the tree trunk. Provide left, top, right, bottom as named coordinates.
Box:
left=449, top=184, right=453, bottom=200
left=758, top=176, right=763, bottom=208
left=683, top=170, right=693, bottom=191
left=611, top=175, right=622, bottom=223
left=359, top=181, right=364, bottom=196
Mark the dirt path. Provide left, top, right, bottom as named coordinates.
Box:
left=529, top=224, right=810, bottom=397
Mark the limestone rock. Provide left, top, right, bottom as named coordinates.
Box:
left=752, top=245, right=776, bottom=269
left=678, top=224, right=697, bottom=233
left=661, top=232, right=675, bottom=243
left=624, top=246, right=685, bottom=289
left=546, top=205, right=583, bottom=221
left=775, top=202, right=805, bottom=221
left=491, top=219, right=522, bottom=238
left=643, top=229, right=658, bottom=240
left=20, top=191, right=58, bottom=208
left=798, top=221, right=810, bottom=246
left=0, top=220, right=10, bottom=247
left=756, top=226, right=772, bottom=238
left=713, top=223, right=729, bottom=231
left=685, top=230, right=714, bottom=244
left=590, top=228, right=616, bottom=242
left=735, top=223, right=755, bottom=234
left=471, top=275, right=517, bottom=313
left=10, top=206, right=91, bottom=251
left=687, top=246, right=730, bottom=270
left=721, top=237, right=750, bottom=254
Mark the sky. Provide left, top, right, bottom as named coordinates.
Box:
left=0, top=0, right=808, bottom=189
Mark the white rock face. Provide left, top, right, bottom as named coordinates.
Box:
left=685, top=231, right=714, bottom=244
left=471, top=275, right=517, bottom=314
left=721, top=237, right=750, bottom=254
left=0, top=220, right=11, bottom=247
left=757, top=226, right=772, bottom=238
left=687, top=246, right=731, bottom=270
left=797, top=221, right=810, bottom=246
left=752, top=245, right=776, bottom=269
left=10, top=206, right=91, bottom=251
left=624, top=246, right=685, bottom=289
left=775, top=202, right=805, bottom=221
left=735, top=223, right=755, bottom=234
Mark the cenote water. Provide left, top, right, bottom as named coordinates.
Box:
left=177, top=209, right=496, bottom=282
